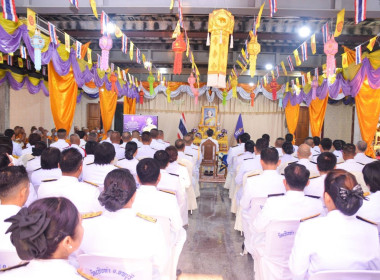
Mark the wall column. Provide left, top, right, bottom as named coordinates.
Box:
left=0, top=81, right=10, bottom=133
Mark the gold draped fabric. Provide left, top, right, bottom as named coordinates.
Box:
left=99, top=86, right=117, bottom=138
left=309, top=96, right=329, bottom=137
left=48, top=62, right=78, bottom=132
left=124, top=96, right=136, bottom=114
left=284, top=103, right=300, bottom=142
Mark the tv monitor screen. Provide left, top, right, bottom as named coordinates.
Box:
left=123, top=115, right=158, bottom=133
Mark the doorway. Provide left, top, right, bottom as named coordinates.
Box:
left=294, top=106, right=309, bottom=146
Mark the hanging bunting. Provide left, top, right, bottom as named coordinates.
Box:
left=87, top=48, right=92, bottom=64
left=270, top=70, right=275, bottom=79
left=100, top=11, right=109, bottom=35
left=367, top=36, right=377, bottom=51
left=287, top=56, right=294, bottom=71
left=170, top=0, right=174, bottom=9
left=31, top=30, right=44, bottom=71
left=2, top=0, right=18, bottom=22
left=256, top=2, right=265, bottom=30
left=334, top=9, right=345, bottom=37
left=310, top=34, right=317, bottom=54
left=186, top=37, right=190, bottom=57
left=263, top=75, right=267, bottom=86
left=129, top=41, right=134, bottom=60
left=355, top=0, right=367, bottom=24
left=285, top=82, right=289, bottom=92
left=172, top=21, right=181, bottom=38
left=69, top=0, right=79, bottom=9
left=293, top=49, right=302, bottom=66
left=48, top=22, right=59, bottom=45
left=20, top=46, right=27, bottom=59
left=301, top=42, right=308, bottom=62
left=178, top=0, right=184, bottom=27
left=342, top=52, right=348, bottom=68
left=269, top=0, right=277, bottom=18
left=301, top=75, right=305, bottom=87
left=311, top=76, right=318, bottom=99
left=121, top=34, right=128, bottom=53
left=122, top=70, right=126, bottom=81
left=280, top=61, right=287, bottom=76
left=355, top=45, right=362, bottom=65
left=147, top=72, right=155, bottom=95
left=172, top=33, right=186, bottom=75
left=322, top=23, right=329, bottom=44
left=115, top=26, right=122, bottom=38
left=270, top=78, right=278, bottom=100
left=136, top=48, right=141, bottom=64
left=90, top=0, right=98, bottom=18
left=27, top=8, right=36, bottom=32
left=17, top=57, right=23, bottom=68
left=65, top=33, right=70, bottom=52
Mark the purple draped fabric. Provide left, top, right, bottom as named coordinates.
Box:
left=0, top=71, right=49, bottom=96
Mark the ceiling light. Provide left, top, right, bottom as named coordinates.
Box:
left=249, top=82, right=254, bottom=86
left=298, top=26, right=311, bottom=38
left=265, top=64, right=273, bottom=70
left=107, top=22, right=115, bottom=34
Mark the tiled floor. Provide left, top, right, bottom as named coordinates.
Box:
left=178, top=183, right=254, bottom=280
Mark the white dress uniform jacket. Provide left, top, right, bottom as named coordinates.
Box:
left=30, top=168, right=62, bottom=190
left=235, top=155, right=261, bottom=186
left=226, top=143, right=245, bottom=166
left=0, top=205, right=22, bottom=256
left=333, top=150, right=343, bottom=160
left=150, top=139, right=167, bottom=150
left=21, top=145, right=33, bottom=156
left=296, top=158, right=319, bottom=175
left=38, top=176, right=102, bottom=213
left=354, top=152, right=376, bottom=165
left=356, top=191, right=380, bottom=223
left=80, top=208, right=168, bottom=280
left=25, top=183, right=38, bottom=207
left=116, top=158, right=139, bottom=177
left=157, top=139, right=170, bottom=148
left=112, top=143, right=125, bottom=160
left=136, top=144, right=156, bottom=160
left=184, top=145, right=202, bottom=167
left=131, top=138, right=142, bottom=148
left=12, top=141, right=22, bottom=157
left=50, top=139, right=69, bottom=151
left=25, top=156, right=41, bottom=178
left=81, top=163, right=117, bottom=189
left=337, top=158, right=364, bottom=173
left=234, top=151, right=254, bottom=173
left=83, top=154, right=94, bottom=166
left=289, top=210, right=380, bottom=280
left=200, top=137, right=219, bottom=152
left=0, top=259, right=83, bottom=280
left=79, top=138, right=86, bottom=148
left=67, top=144, right=85, bottom=158
left=280, top=154, right=297, bottom=165
left=178, top=151, right=196, bottom=166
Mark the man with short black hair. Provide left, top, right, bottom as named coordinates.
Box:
left=262, top=134, right=270, bottom=146
left=121, top=132, right=132, bottom=148
left=332, top=139, right=343, bottom=160
left=319, top=138, right=332, bottom=152
left=157, top=130, right=170, bottom=148
left=131, top=130, right=142, bottom=148
left=175, top=139, right=195, bottom=165
left=136, top=131, right=156, bottom=160
left=77, top=130, right=87, bottom=148
left=234, top=140, right=257, bottom=186
left=200, top=129, right=219, bottom=152
left=226, top=132, right=251, bottom=167
left=38, top=148, right=102, bottom=213
left=150, top=129, right=167, bottom=150
left=313, top=136, right=321, bottom=153
left=83, top=141, right=98, bottom=166
left=274, top=137, right=285, bottom=157
left=50, top=129, right=69, bottom=151
left=21, top=133, right=41, bottom=156
left=4, top=129, right=22, bottom=157
left=337, top=143, right=364, bottom=172
left=354, top=141, right=376, bottom=165
left=87, top=132, right=98, bottom=142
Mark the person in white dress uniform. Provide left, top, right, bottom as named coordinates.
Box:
left=116, top=142, right=139, bottom=179
left=279, top=142, right=297, bottom=166
left=157, top=130, right=170, bottom=148
left=99, top=129, right=113, bottom=143
left=285, top=133, right=298, bottom=154
left=240, top=147, right=286, bottom=254
left=25, top=141, right=47, bottom=179
left=289, top=170, right=380, bottom=280
left=50, top=129, right=69, bottom=151
left=312, top=136, right=321, bottom=154
left=30, top=147, right=62, bottom=190
left=0, top=197, right=84, bottom=280
left=0, top=166, right=30, bottom=267
left=226, top=133, right=251, bottom=168
left=337, top=143, right=365, bottom=173
left=312, top=138, right=333, bottom=162
left=332, top=139, right=343, bottom=161
left=68, top=134, right=85, bottom=158
left=356, top=161, right=380, bottom=223
left=136, top=131, right=156, bottom=160
left=305, top=137, right=320, bottom=158
left=110, top=131, right=125, bottom=160
left=4, top=129, right=22, bottom=157
left=38, top=148, right=102, bottom=214
left=83, top=141, right=98, bottom=166
left=150, top=129, right=168, bottom=150
left=200, top=129, right=219, bottom=152
left=252, top=164, right=324, bottom=280
left=77, top=130, right=87, bottom=148
left=120, top=132, right=132, bottom=149
left=80, top=169, right=168, bottom=280
left=294, top=144, right=319, bottom=175
left=274, top=137, right=285, bottom=157
left=21, top=133, right=41, bottom=157
left=131, top=130, right=142, bottom=148
left=82, top=142, right=117, bottom=189
left=355, top=141, right=376, bottom=165
left=184, top=134, right=202, bottom=179
left=134, top=159, right=186, bottom=278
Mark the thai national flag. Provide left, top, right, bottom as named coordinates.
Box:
left=2, top=0, right=18, bottom=22
left=301, top=75, right=305, bottom=87
left=76, top=41, right=82, bottom=59
left=121, top=34, right=127, bottom=53
left=177, top=113, right=187, bottom=139
left=69, top=0, right=79, bottom=9
left=269, top=0, right=277, bottom=17
left=314, top=68, right=319, bottom=80
left=26, top=59, right=31, bottom=70
left=355, top=45, right=362, bottom=65
left=355, top=0, right=367, bottom=24
left=20, top=46, right=27, bottom=59
left=301, top=42, right=308, bottom=62
left=48, top=22, right=58, bottom=45
left=7, top=55, right=12, bottom=66
left=100, top=11, right=109, bottom=35
left=287, top=56, right=294, bottom=71
left=322, top=23, right=329, bottom=44
left=275, top=65, right=280, bottom=79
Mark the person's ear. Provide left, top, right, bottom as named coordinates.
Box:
left=61, top=236, right=74, bottom=254
left=276, top=159, right=281, bottom=167
left=305, top=179, right=310, bottom=186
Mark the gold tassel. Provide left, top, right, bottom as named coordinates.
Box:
left=206, top=32, right=210, bottom=46
left=230, top=34, right=233, bottom=48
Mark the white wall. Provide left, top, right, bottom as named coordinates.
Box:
left=324, top=102, right=353, bottom=143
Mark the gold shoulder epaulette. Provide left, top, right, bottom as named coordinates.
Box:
left=244, top=157, right=254, bottom=161
left=287, top=161, right=298, bottom=165
left=356, top=215, right=377, bottom=226
left=114, top=165, right=122, bottom=169
left=27, top=156, right=35, bottom=162
left=309, top=175, right=321, bottom=179
left=86, top=162, right=94, bottom=166
left=237, top=153, right=243, bottom=157
left=364, top=192, right=370, bottom=197
left=83, top=181, right=99, bottom=188
left=247, top=173, right=260, bottom=178
left=42, top=179, right=58, bottom=183
left=81, top=211, right=102, bottom=219
left=178, top=162, right=186, bottom=167
left=33, top=167, right=41, bottom=172
left=300, top=213, right=320, bottom=222
left=0, top=262, right=29, bottom=272
left=118, top=158, right=125, bottom=161
left=151, top=147, right=159, bottom=151
left=12, top=155, right=19, bottom=159
left=77, top=268, right=99, bottom=280
left=160, top=189, right=176, bottom=195
left=136, top=213, right=157, bottom=223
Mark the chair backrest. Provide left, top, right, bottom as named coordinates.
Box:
left=78, top=254, right=153, bottom=280
left=0, top=251, right=22, bottom=270
left=201, top=139, right=216, bottom=163
left=309, top=270, right=380, bottom=280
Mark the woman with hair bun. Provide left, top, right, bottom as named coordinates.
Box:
left=0, top=197, right=84, bottom=279
left=289, top=169, right=380, bottom=280
left=116, top=141, right=139, bottom=179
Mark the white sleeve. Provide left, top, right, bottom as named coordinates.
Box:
left=289, top=223, right=312, bottom=280
left=240, top=183, right=252, bottom=211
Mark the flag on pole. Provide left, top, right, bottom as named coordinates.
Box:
left=310, top=34, right=317, bottom=54
left=65, top=33, right=70, bottom=52
left=177, top=113, right=187, bottom=139
left=48, top=22, right=59, bottom=45
left=27, top=8, right=36, bottom=32
left=87, top=48, right=92, bottom=64
left=136, top=48, right=141, bottom=64
left=100, top=11, right=109, bottom=35
left=293, top=49, right=301, bottom=66
left=281, top=61, right=287, bottom=76
left=75, top=41, right=82, bottom=59
left=269, top=0, right=277, bottom=17
left=287, top=56, right=294, bottom=71
left=314, top=68, right=319, bottom=80
left=121, top=34, right=128, bottom=53
left=355, top=0, right=367, bottom=24
left=234, top=113, right=244, bottom=139
left=20, top=46, right=27, bottom=59
left=7, top=55, right=12, bottom=66
left=301, top=75, right=305, bottom=87
left=342, top=52, right=348, bottom=68
left=301, top=42, right=308, bottom=62
left=2, top=0, right=18, bottom=22
left=307, top=72, right=311, bottom=84
left=355, top=45, right=362, bottom=65
left=322, top=23, right=329, bottom=44
left=367, top=36, right=377, bottom=51
left=69, top=0, right=79, bottom=9
left=256, top=2, right=265, bottom=30
left=17, top=57, right=23, bottom=68
left=334, top=8, right=345, bottom=37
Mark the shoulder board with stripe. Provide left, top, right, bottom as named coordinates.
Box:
left=232, top=145, right=238, bottom=148
left=42, top=179, right=58, bottom=183
left=185, top=154, right=193, bottom=157
left=305, top=194, right=320, bottom=199
left=83, top=181, right=99, bottom=188
left=27, top=156, right=36, bottom=161
left=136, top=213, right=157, bottom=223
left=86, top=162, right=94, bottom=166
left=247, top=173, right=260, bottom=178
left=244, top=157, right=254, bottom=160
left=151, top=147, right=159, bottom=151
left=310, top=161, right=317, bottom=164
left=357, top=162, right=365, bottom=165
left=268, top=193, right=284, bottom=198
left=33, top=167, right=41, bottom=172
left=159, top=189, right=176, bottom=195
left=178, top=162, right=186, bottom=167
left=364, top=192, right=370, bottom=197
left=192, top=147, right=199, bottom=150
left=114, top=165, right=122, bottom=169
left=309, top=175, right=321, bottom=179
left=356, top=215, right=377, bottom=226
left=169, top=173, right=179, bottom=177
left=81, top=211, right=102, bottom=219
left=77, top=268, right=98, bottom=280
left=237, top=153, right=243, bottom=157
left=118, top=158, right=126, bottom=161
left=300, top=213, right=320, bottom=222
left=0, top=262, right=29, bottom=272
left=287, top=161, right=299, bottom=165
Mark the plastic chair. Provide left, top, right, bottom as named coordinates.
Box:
left=309, top=270, right=380, bottom=280
left=77, top=254, right=153, bottom=280
left=0, top=251, right=22, bottom=270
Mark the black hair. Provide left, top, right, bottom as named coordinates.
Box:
left=325, top=169, right=363, bottom=216
left=41, top=148, right=61, bottom=170
left=141, top=131, right=151, bottom=143
left=0, top=166, right=29, bottom=199
left=175, top=139, right=185, bottom=151
left=150, top=129, right=159, bottom=139
left=0, top=153, right=11, bottom=169
left=165, top=146, right=178, bottom=163
left=362, top=161, right=380, bottom=193
left=262, top=134, right=270, bottom=142
left=333, top=140, right=343, bottom=151
left=284, top=164, right=310, bottom=190
left=261, top=147, right=279, bottom=165
left=240, top=133, right=251, bottom=144
left=342, top=143, right=356, bottom=157
left=317, top=152, right=337, bottom=172
left=285, top=133, right=293, bottom=142
left=255, top=138, right=269, bottom=153
left=60, top=148, right=82, bottom=173
left=206, top=129, right=214, bottom=137
left=0, top=143, right=12, bottom=157
left=4, top=129, right=15, bottom=139
left=28, top=133, right=41, bottom=146
left=320, top=138, right=333, bottom=151
left=57, top=129, right=67, bottom=139
left=154, top=150, right=170, bottom=169
left=313, top=136, right=321, bottom=146
left=98, top=169, right=137, bottom=212
left=136, top=158, right=160, bottom=185
left=282, top=142, right=294, bottom=155
left=32, top=141, right=47, bottom=156
left=94, top=142, right=115, bottom=165
left=244, top=140, right=255, bottom=153
left=85, top=141, right=98, bottom=155
left=77, top=131, right=85, bottom=139
left=125, top=141, right=138, bottom=160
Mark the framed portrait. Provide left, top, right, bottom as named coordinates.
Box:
left=201, top=106, right=218, bottom=127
